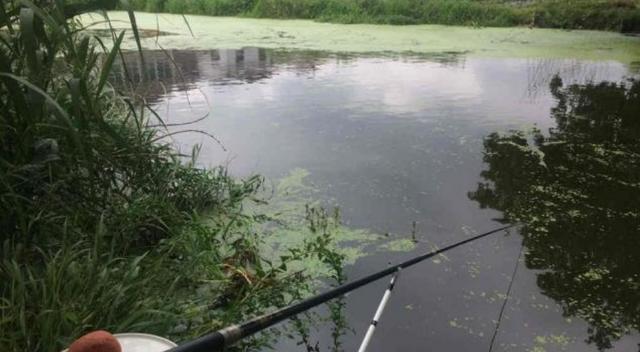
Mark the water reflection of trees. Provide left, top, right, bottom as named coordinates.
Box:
left=469, top=77, right=640, bottom=350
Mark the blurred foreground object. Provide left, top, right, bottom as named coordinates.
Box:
left=67, top=331, right=176, bottom=352
left=68, top=331, right=120, bottom=352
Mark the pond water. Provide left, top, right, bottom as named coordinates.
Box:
left=111, top=46, right=640, bottom=351
left=115, top=48, right=640, bottom=351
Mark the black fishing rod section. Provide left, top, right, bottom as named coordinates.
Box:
left=164, top=224, right=517, bottom=352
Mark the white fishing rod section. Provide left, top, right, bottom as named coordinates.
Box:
left=357, top=269, right=401, bottom=352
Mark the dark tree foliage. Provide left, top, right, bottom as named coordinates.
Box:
left=64, top=0, right=118, bottom=18
left=469, top=77, right=640, bottom=350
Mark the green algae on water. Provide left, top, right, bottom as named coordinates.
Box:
left=380, top=238, right=416, bottom=252
left=250, top=168, right=417, bottom=280
left=79, top=12, right=640, bottom=64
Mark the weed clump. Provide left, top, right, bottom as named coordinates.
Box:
left=0, top=2, right=345, bottom=351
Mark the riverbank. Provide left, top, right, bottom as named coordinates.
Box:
left=0, top=3, right=348, bottom=351
left=81, top=12, right=640, bottom=64
left=128, top=0, right=640, bottom=31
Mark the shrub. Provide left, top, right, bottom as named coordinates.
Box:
left=129, top=0, right=640, bottom=31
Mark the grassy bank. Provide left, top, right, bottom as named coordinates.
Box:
left=0, top=2, right=346, bottom=351
left=128, top=0, right=640, bottom=31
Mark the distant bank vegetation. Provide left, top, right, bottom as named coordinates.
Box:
left=128, top=0, right=640, bottom=31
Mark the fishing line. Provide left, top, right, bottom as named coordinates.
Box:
left=488, top=240, right=524, bottom=352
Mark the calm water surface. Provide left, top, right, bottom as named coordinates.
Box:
left=115, top=48, right=639, bottom=351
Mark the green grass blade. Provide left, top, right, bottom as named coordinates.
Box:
left=0, top=72, right=84, bottom=153
left=0, top=46, right=28, bottom=116
left=181, top=13, right=195, bottom=38
left=19, top=0, right=62, bottom=33
left=123, top=2, right=147, bottom=82
left=96, top=30, right=125, bottom=98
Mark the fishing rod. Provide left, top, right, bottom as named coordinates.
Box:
left=356, top=269, right=401, bottom=352
left=165, top=224, right=517, bottom=352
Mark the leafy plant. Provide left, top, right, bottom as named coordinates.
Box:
left=0, top=1, right=347, bottom=351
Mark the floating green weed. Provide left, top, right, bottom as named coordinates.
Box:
left=253, top=168, right=418, bottom=282
left=79, top=11, right=640, bottom=64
